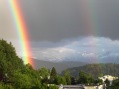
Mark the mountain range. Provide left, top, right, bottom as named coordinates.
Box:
left=61, top=63, right=119, bottom=78
left=32, top=58, right=86, bottom=73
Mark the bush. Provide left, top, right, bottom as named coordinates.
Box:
left=0, top=83, right=14, bottom=89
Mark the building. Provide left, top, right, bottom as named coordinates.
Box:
left=58, top=84, right=105, bottom=89
left=99, top=75, right=118, bottom=86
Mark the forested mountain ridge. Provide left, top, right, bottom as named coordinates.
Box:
left=62, top=63, right=119, bottom=78
left=33, top=59, right=86, bottom=73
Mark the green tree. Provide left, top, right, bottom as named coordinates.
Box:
left=38, top=67, right=50, bottom=84
left=77, top=71, right=88, bottom=84
left=0, top=82, right=14, bottom=89
left=94, top=79, right=103, bottom=85
left=64, top=71, right=71, bottom=85
left=50, top=67, right=57, bottom=78
left=0, top=40, right=24, bottom=83
left=0, top=39, right=42, bottom=88
left=38, top=67, right=50, bottom=79
left=48, top=85, right=58, bottom=89
left=71, top=76, right=76, bottom=85
left=50, top=67, right=57, bottom=83
left=10, top=70, right=32, bottom=89
left=110, top=79, right=119, bottom=89
left=55, top=76, right=67, bottom=85
left=77, top=71, right=94, bottom=84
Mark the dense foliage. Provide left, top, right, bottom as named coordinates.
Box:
left=0, top=39, right=58, bottom=89
left=109, top=79, right=119, bottom=89
left=104, top=79, right=119, bottom=89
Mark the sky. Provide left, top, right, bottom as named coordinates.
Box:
left=0, top=0, right=119, bottom=63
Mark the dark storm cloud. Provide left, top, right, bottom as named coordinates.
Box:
left=19, top=0, right=85, bottom=41
left=19, top=0, right=119, bottom=42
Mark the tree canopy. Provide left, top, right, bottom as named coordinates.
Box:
left=0, top=39, right=58, bottom=89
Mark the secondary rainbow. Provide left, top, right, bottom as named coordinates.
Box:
left=9, top=0, right=33, bottom=67
left=80, top=0, right=100, bottom=63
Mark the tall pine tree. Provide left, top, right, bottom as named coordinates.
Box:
left=50, top=67, right=57, bottom=78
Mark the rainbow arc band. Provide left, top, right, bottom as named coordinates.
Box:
left=9, top=0, right=33, bottom=67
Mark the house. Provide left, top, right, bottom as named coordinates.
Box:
left=99, top=75, right=118, bottom=86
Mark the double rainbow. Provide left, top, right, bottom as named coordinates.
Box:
left=8, top=0, right=101, bottom=64
left=9, top=0, right=33, bottom=67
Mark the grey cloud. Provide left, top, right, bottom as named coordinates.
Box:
left=0, top=1, right=18, bottom=40
left=19, top=0, right=119, bottom=42
left=30, top=37, right=119, bottom=63
left=1, top=0, right=119, bottom=41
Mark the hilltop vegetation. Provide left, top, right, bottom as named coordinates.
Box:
left=62, top=63, right=119, bottom=78
left=0, top=39, right=58, bottom=89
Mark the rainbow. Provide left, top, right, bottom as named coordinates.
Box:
left=8, top=0, right=101, bottom=64
left=80, top=0, right=99, bottom=36
left=9, top=0, right=33, bottom=67
left=80, top=0, right=100, bottom=63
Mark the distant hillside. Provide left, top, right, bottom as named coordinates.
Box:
left=32, top=59, right=86, bottom=73
left=62, top=63, right=119, bottom=78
